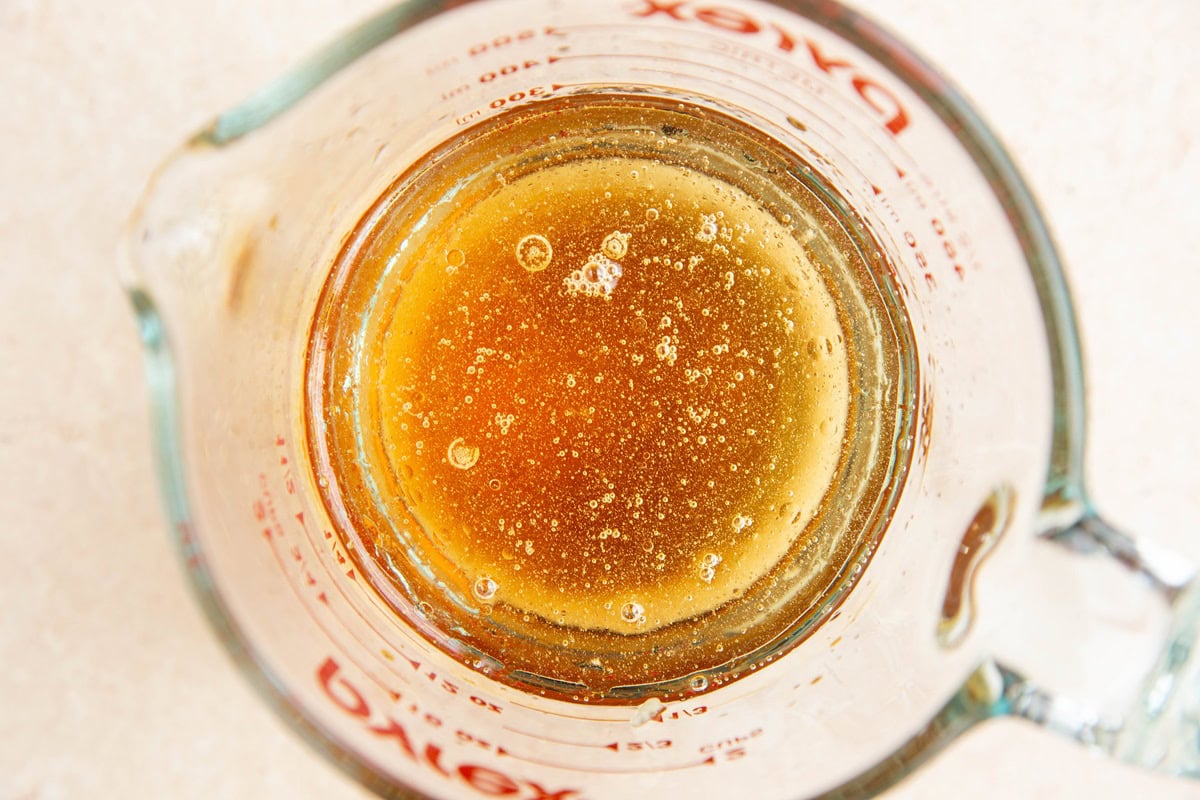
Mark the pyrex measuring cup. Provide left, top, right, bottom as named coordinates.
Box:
left=120, top=1, right=1200, bottom=797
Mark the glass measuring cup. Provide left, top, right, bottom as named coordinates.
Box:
left=119, top=0, right=1200, bottom=797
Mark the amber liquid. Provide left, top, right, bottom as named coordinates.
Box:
left=307, top=94, right=912, bottom=699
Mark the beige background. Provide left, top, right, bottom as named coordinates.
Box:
left=3, top=0, right=1198, bottom=797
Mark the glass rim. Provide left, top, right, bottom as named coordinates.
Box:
left=125, top=1, right=1090, bottom=797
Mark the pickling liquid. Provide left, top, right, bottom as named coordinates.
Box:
left=306, top=94, right=912, bottom=699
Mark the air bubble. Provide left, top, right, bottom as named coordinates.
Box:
left=473, top=576, right=498, bottom=602
left=689, top=675, right=709, bottom=692
left=447, top=437, right=480, bottom=470
left=564, top=255, right=623, bottom=298
left=696, top=213, right=718, bottom=244
left=601, top=231, right=630, bottom=260
left=733, top=514, right=753, bottom=532
left=645, top=208, right=660, bottom=222
left=445, top=248, right=466, bottom=268
left=620, top=601, right=646, bottom=625
left=516, top=234, right=553, bottom=273
left=699, top=552, right=722, bottom=583
left=655, top=336, right=678, bottom=365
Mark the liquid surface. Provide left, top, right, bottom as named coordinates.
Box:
left=308, top=95, right=911, bottom=697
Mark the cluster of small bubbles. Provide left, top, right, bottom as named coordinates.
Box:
left=493, top=412, right=515, bottom=434
left=699, top=552, right=723, bottom=583
left=601, top=230, right=630, bottom=260
left=599, top=527, right=621, bottom=540
left=620, top=601, right=646, bottom=625
left=655, top=335, right=678, bottom=365
left=516, top=234, right=553, bottom=273
left=565, top=254, right=623, bottom=298
left=732, top=514, right=753, bottom=532
left=447, top=436, right=480, bottom=470
left=689, top=674, right=710, bottom=693
left=473, top=575, right=498, bottom=602
left=696, top=213, right=719, bottom=243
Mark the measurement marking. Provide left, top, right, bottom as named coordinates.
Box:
left=263, top=529, right=405, bottom=700
left=550, top=20, right=800, bottom=76
left=717, top=684, right=769, bottom=706
left=271, top=474, right=499, bottom=699
left=548, top=48, right=912, bottom=183
left=550, top=23, right=917, bottom=166
left=285, top=524, right=429, bottom=684
left=502, top=727, right=614, bottom=747
left=508, top=700, right=612, bottom=721
left=503, top=750, right=717, bottom=774
left=549, top=50, right=844, bottom=146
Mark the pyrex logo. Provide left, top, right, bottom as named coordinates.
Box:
left=319, top=658, right=583, bottom=799
left=627, top=0, right=910, bottom=135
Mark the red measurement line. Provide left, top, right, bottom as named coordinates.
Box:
left=553, top=21, right=822, bottom=78
left=719, top=684, right=769, bottom=706
left=507, top=700, right=613, bottom=721
left=501, top=727, right=613, bottom=747
left=552, top=21, right=819, bottom=72
left=551, top=50, right=806, bottom=114
left=285, top=502, right=505, bottom=704
left=503, top=750, right=716, bottom=774
left=281, top=520, right=428, bottom=685
left=553, top=29, right=925, bottom=181
left=549, top=48, right=903, bottom=174
left=264, top=532, right=403, bottom=700
left=284, top=449, right=451, bottom=688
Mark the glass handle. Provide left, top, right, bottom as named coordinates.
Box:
left=1043, top=514, right=1195, bottom=603
left=1114, top=577, right=1200, bottom=776
left=815, top=514, right=1199, bottom=799
left=1032, top=515, right=1200, bottom=777
left=1005, top=513, right=1200, bottom=776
